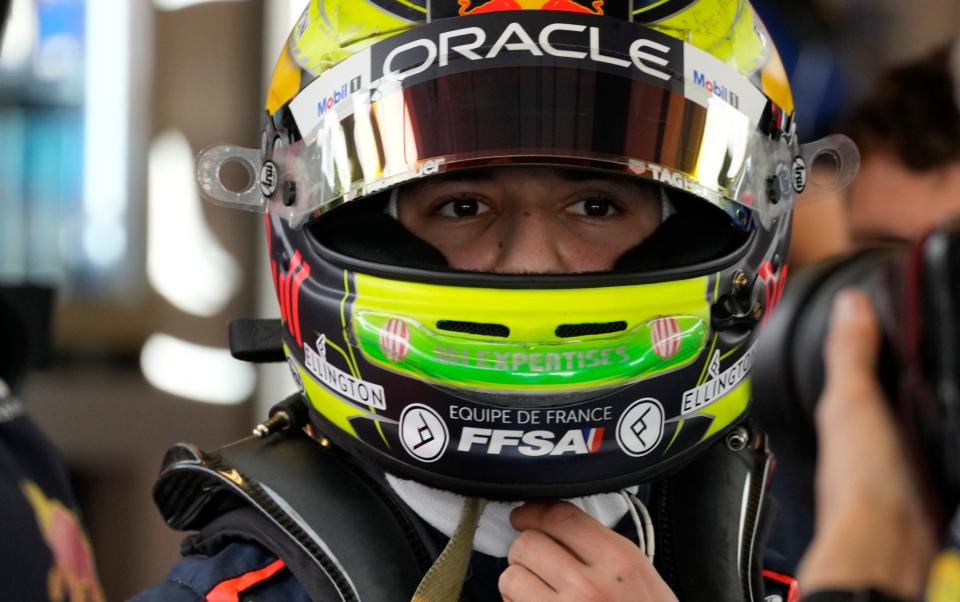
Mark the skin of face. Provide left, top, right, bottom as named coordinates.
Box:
left=396, top=167, right=663, bottom=274
left=847, top=151, right=960, bottom=245
left=788, top=187, right=853, bottom=269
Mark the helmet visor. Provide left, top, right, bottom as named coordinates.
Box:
left=198, top=11, right=853, bottom=228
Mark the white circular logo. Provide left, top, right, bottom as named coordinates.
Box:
left=399, top=404, right=449, bottom=463
left=260, top=160, right=279, bottom=197
left=616, top=398, right=665, bottom=457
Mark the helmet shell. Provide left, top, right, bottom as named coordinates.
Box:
left=255, top=0, right=801, bottom=498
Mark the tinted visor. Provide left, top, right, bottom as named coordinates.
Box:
left=197, top=13, right=852, bottom=228
left=394, top=66, right=722, bottom=183
left=268, top=67, right=761, bottom=226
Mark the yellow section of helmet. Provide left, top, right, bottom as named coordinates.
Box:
left=299, top=363, right=364, bottom=438
left=265, top=0, right=418, bottom=115
left=760, top=44, right=794, bottom=114
left=266, top=45, right=303, bottom=116
left=928, top=551, right=960, bottom=602
left=637, top=0, right=794, bottom=114
left=267, top=0, right=794, bottom=117
left=697, top=376, right=751, bottom=439
left=352, top=272, right=711, bottom=343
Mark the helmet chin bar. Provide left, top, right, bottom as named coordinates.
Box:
left=272, top=200, right=771, bottom=496
left=303, top=401, right=747, bottom=500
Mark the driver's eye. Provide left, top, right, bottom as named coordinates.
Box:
left=435, top=196, right=491, bottom=218
left=568, top=197, right=621, bottom=218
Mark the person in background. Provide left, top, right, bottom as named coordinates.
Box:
left=783, top=36, right=960, bottom=602
left=0, top=2, right=105, bottom=600
left=790, top=38, right=960, bottom=267
left=799, top=290, right=937, bottom=601
left=843, top=40, right=960, bottom=247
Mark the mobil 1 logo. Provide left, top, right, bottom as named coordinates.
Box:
left=369, top=11, right=683, bottom=92
left=399, top=404, right=449, bottom=463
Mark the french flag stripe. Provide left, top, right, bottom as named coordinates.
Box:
left=586, top=427, right=604, bottom=453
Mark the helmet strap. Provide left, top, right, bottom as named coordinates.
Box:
left=411, top=497, right=487, bottom=602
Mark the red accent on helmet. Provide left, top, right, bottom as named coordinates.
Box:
left=273, top=250, right=309, bottom=349
left=758, top=261, right=789, bottom=323
left=459, top=0, right=603, bottom=15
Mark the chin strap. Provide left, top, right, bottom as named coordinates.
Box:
left=412, top=497, right=487, bottom=602
left=410, top=490, right=655, bottom=602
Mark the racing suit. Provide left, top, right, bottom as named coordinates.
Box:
left=0, top=289, right=104, bottom=602
left=131, top=421, right=801, bottom=601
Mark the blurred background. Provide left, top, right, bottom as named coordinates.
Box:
left=0, top=0, right=957, bottom=598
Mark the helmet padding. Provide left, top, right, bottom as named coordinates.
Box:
left=311, top=189, right=749, bottom=274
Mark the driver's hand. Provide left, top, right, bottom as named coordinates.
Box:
left=500, top=501, right=678, bottom=602
left=798, top=289, right=937, bottom=598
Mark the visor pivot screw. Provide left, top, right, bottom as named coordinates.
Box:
left=766, top=176, right=781, bottom=205
left=735, top=208, right=748, bottom=226
left=725, top=427, right=750, bottom=452
left=733, top=270, right=750, bottom=290
left=751, top=301, right=764, bottom=320
left=282, top=182, right=297, bottom=207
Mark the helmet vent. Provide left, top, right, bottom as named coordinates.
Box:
left=555, top=322, right=628, bottom=338
left=436, top=320, right=510, bottom=338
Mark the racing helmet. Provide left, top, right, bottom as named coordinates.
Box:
left=198, top=0, right=858, bottom=498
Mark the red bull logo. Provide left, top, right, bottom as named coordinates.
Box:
left=458, top=0, right=604, bottom=16
left=22, top=481, right=105, bottom=602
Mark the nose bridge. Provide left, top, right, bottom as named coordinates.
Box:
left=493, top=206, right=566, bottom=273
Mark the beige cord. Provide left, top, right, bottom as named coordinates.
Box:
left=411, top=497, right=487, bottom=602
